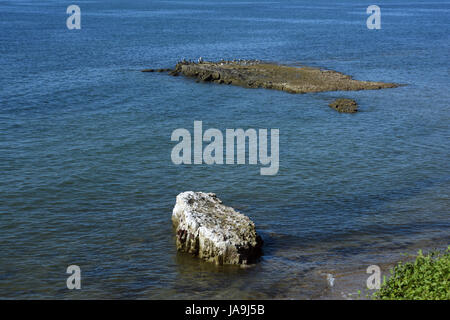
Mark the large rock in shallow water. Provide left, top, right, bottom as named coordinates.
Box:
left=172, top=191, right=263, bottom=265
left=329, top=98, right=358, bottom=113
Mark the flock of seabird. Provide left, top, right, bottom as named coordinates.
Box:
left=177, top=57, right=262, bottom=66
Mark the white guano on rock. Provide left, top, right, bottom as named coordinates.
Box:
left=172, top=191, right=263, bottom=265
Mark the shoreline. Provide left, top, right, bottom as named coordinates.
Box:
left=315, top=239, right=449, bottom=300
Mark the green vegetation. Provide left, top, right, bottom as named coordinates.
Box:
left=374, top=247, right=450, bottom=300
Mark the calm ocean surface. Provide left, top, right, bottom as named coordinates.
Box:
left=0, top=0, right=449, bottom=299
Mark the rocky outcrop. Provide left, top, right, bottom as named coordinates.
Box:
left=143, top=59, right=399, bottom=94
left=328, top=98, right=358, bottom=113
left=141, top=68, right=172, bottom=73
left=172, top=191, right=263, bottom=265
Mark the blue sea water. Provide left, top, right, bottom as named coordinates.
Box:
left=0, top=0, right=449, bottom=299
